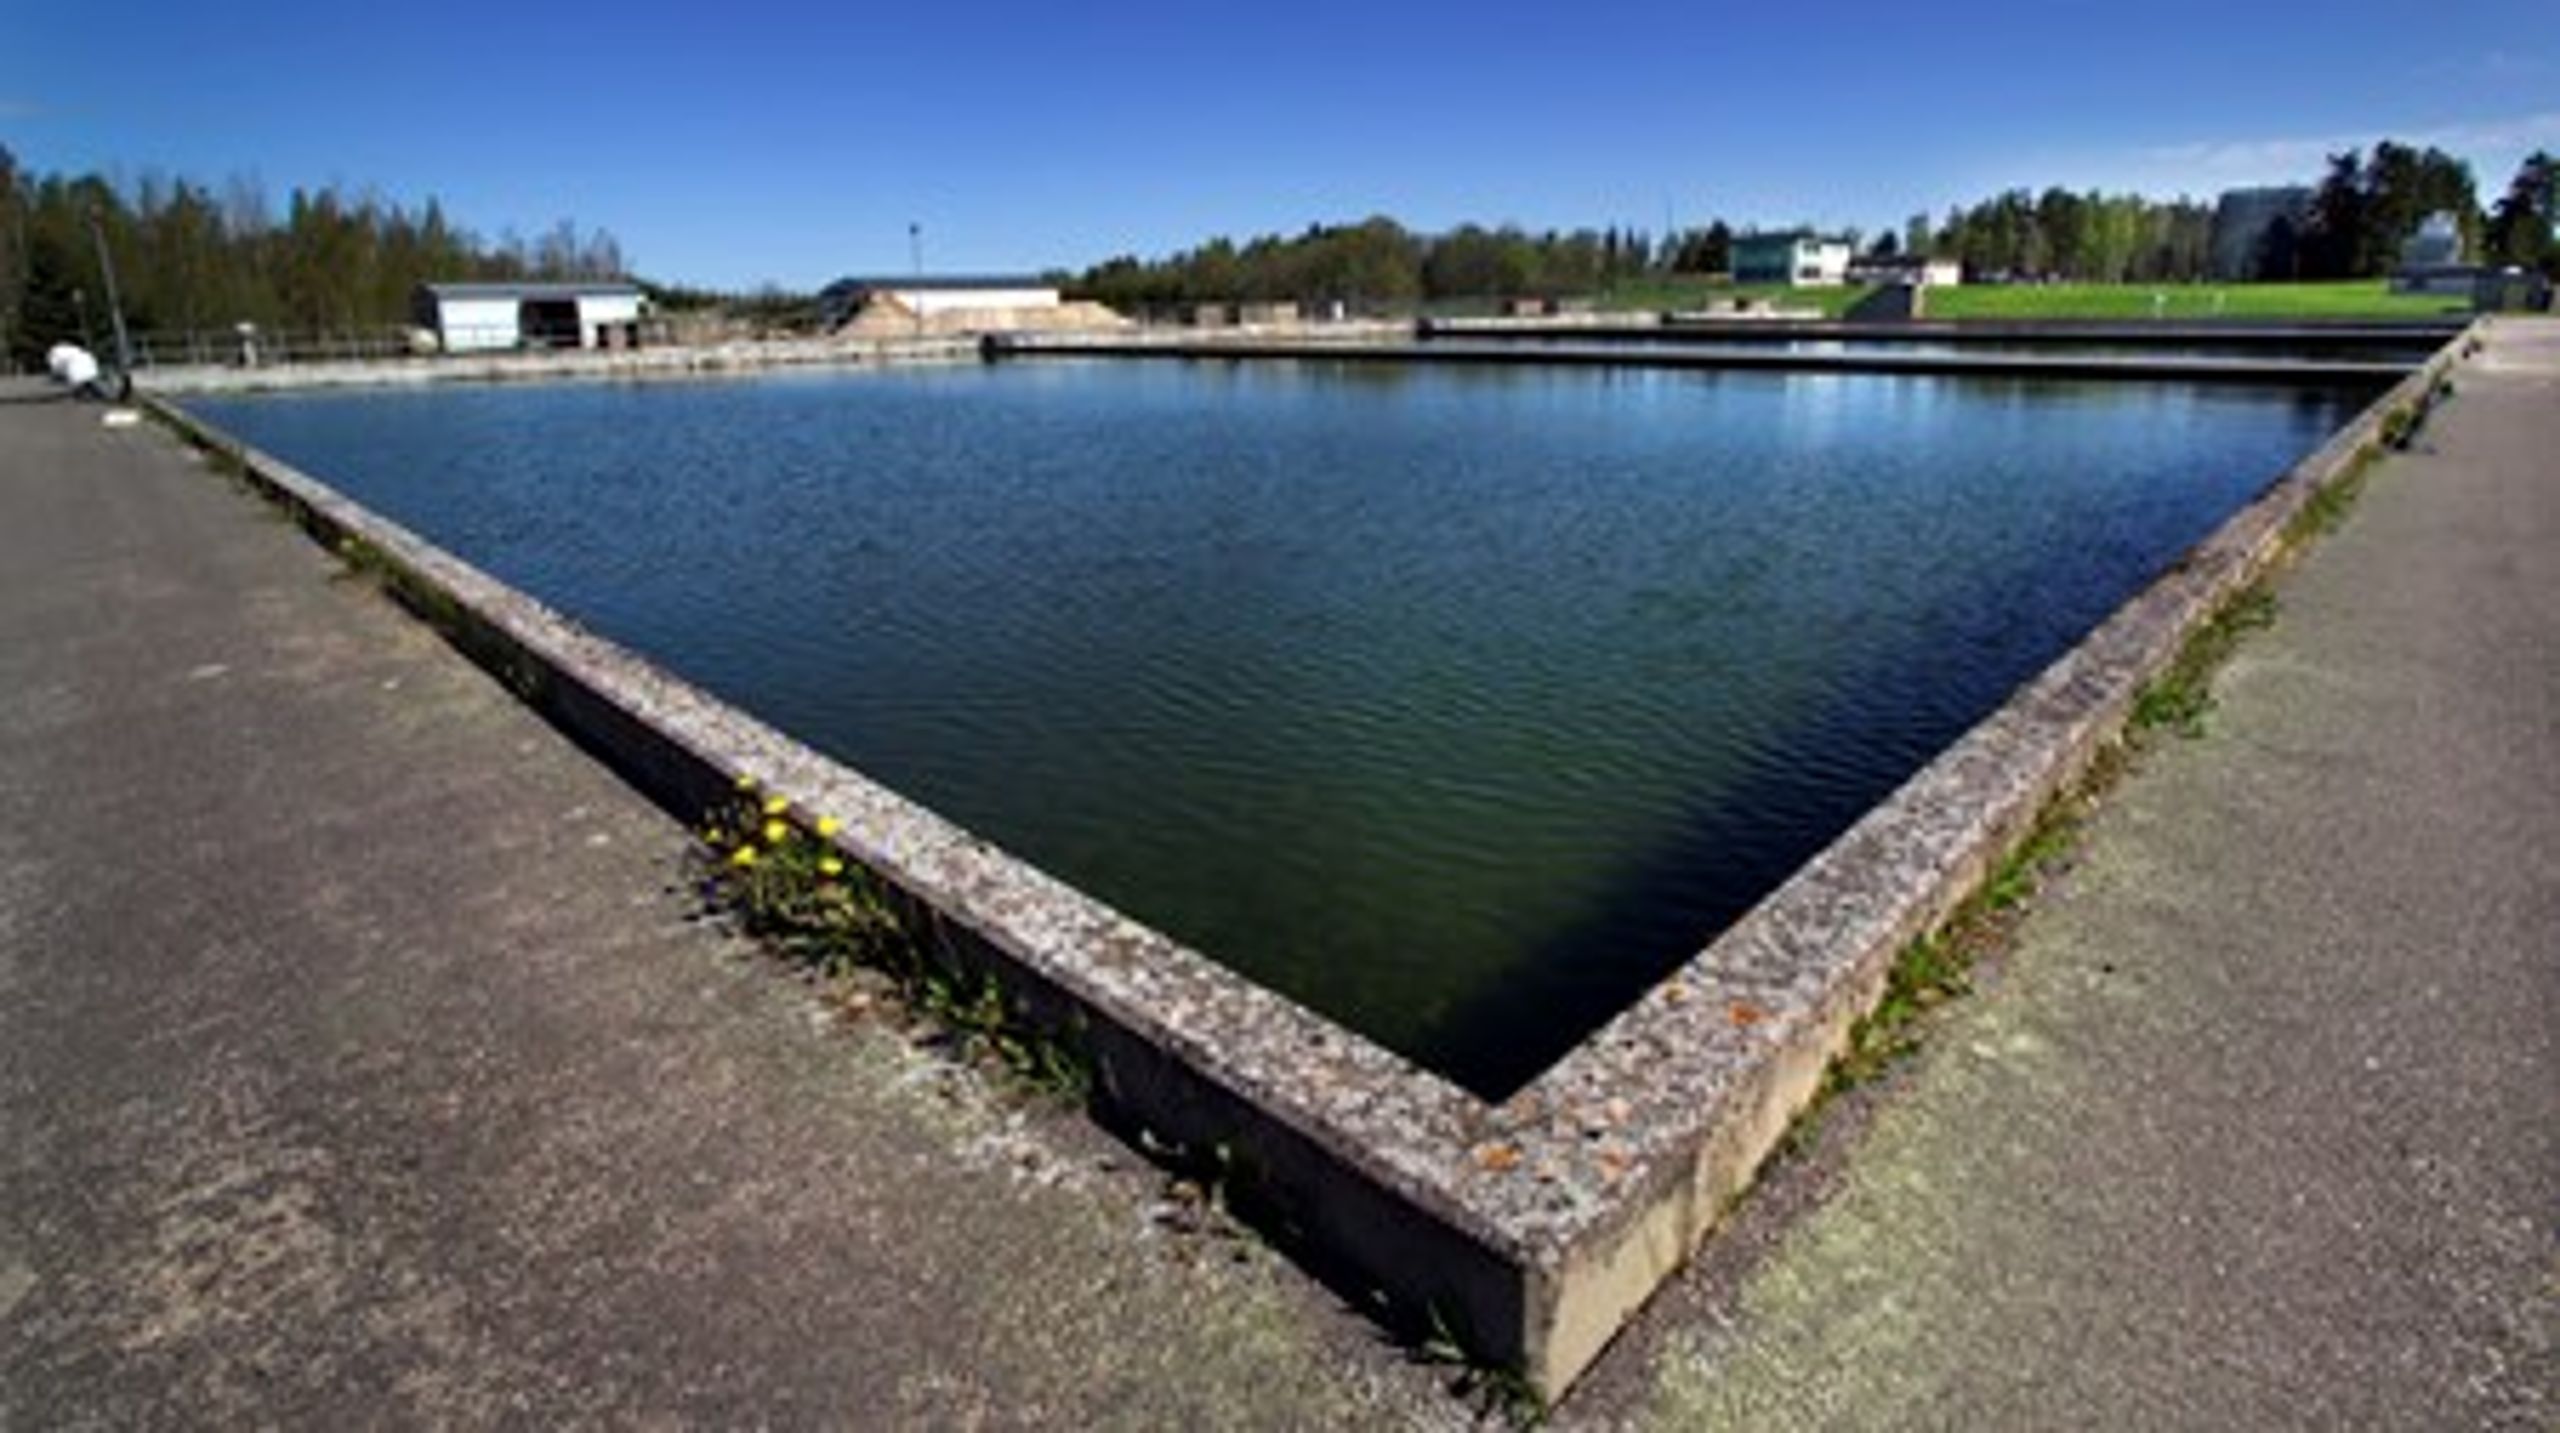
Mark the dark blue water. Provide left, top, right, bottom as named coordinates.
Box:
left=1476, top=335, right=2439, bottom=363
left=196, top=359, right=2374, bottom=1095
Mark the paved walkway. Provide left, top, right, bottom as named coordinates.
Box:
left=1615, top=320, right=2558, bottom=1427
left=0, top=384, right=1444, bottom=1426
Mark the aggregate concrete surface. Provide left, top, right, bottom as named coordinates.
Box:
left=0, top=384, right=1450, bottom=1428
left=1608, top=320, right=2559, bottom=1427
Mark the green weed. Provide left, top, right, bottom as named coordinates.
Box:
left=695, top=777, right=1092, bottom=1101
left=1414, top=1305, right=1547, bottom=1426
left=2130, top=584, right=2279, bottom=740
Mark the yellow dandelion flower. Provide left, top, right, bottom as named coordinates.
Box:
left=762, top=795, right=788, bottom=817
left=703, top=826, right=728, bottom=846
left=729, top=845, right=758, bottom=868
left=763, top=819, right=788, bottom=844
left=819, top=856, right=845, bottom=878
left=816, top=816, right=842, bottom=838
left=734, top=773, right=758, bottom=792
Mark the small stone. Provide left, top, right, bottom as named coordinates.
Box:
left=1472, top=1142, right=1523, bottom=1174
left=1604, top=1097, right=1634, bottom=1127
left=1661, top=982, right=1692, bottom=1005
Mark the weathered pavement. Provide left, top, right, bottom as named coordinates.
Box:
left=1608, top=321, right=2558, bottom=1427
left=0, top=385, right=1449, bottom=1427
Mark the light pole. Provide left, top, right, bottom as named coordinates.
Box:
left=87, top=206, right=134, bottom=379
left=908, top=222, right=924, bottom=335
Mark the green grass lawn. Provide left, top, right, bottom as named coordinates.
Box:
left=1918, top=280, right=2462, bottom=320
left=1593, top=277, right=2464, bottom=321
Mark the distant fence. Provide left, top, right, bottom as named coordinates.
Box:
left=119, top=321, right=637, bottom=370
left=123, top=327, right=427, bottom=369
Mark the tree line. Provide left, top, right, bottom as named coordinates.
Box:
left=1073, top=217, right=1673, bottom=313
left=5, top=137, right=2550, bottom=362
left=0, top=144, right=627, bottom=369
left=1071, top=141, right=2556, bottom=306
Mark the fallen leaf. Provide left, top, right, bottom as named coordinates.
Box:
left=1728, top=1000, right=1768, bottom=1029
left=1472, top=1142, right=1523, bottom=1173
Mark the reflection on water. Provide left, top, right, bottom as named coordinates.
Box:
left=197, top=359, right=2375, bottom=1095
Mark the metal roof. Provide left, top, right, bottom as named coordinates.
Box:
left=1733, top=230, right=1850, bottom=247
left=819, top=275, right=1055, bottom=294
left=417, top=281, right=643, bottom=301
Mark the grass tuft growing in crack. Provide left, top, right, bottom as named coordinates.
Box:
left=2129, top=583, right=2279, bottom=740
left=693, top=775, right=1093, bottom=1101
left=1412, top=1304, right=1548, bottom=1426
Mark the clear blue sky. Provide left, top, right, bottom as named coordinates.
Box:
left=4, top=0, right=2553, bottom=289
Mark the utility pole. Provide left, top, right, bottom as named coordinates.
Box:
left=86, top=205, right=134, bottom=378
left=908, top=222, right=924, bottom=336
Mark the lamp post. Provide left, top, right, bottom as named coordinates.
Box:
left=908, top=222, right=924, bottom=335
left=87, top=206, right=134, bottom=380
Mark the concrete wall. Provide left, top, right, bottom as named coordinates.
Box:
left=138, top=334, right=983, bottom=396
left=2392, top=267, right=2482, bottom=297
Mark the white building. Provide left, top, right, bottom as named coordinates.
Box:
left=1845, top=254, right=1963, bottom=287
left=412, top=281, right=648, bottom=353
left=817, top=276, right=1062, bottom=330
left=1732, top=232, right=1854, bottom=286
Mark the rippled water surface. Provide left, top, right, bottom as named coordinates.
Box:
left=197, top=359, right=2374, bottom=1093
left=1469, top=335, right=2442, bottom=363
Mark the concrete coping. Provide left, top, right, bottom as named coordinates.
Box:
left=136, top=334, right=988, bottom=396
left=986, top=335, right=2417, bottom=385
left=142, top=322, right=2476, bottom=1397
left=1444, top=315, right=2470, bottom=345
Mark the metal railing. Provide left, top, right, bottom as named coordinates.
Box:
left=123, top=326, right=429, bottom=369
left=118, top=320, right=645, bottom=369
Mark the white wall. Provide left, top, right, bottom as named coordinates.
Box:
left=890, top=286, right=1061, bottom=317
left=1795, top=242, right=1852, bottom=286
left=436, top=297, right=520, bottom=352
left=432, top=292, right=646, bottom=350
left=575, top=293, right=645, bottom=345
